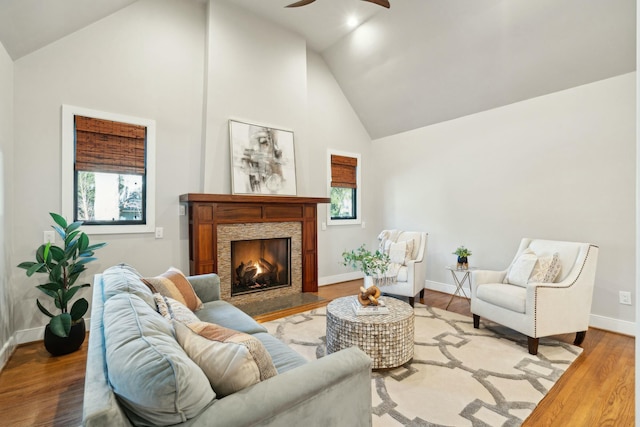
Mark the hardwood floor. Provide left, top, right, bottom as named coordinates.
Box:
left=0, top=281, right=634, bottom=426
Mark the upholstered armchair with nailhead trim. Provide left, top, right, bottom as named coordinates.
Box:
left=367, top=230, right=428, bottom=307
left=470, top=238, right=599, bottom=355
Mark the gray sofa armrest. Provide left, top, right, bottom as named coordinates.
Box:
left=194, top=346, right=372, bottom=427
left=187, top=273, right=221, bottom=303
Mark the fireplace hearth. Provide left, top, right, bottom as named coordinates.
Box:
left=231, top=238, right=291, bottom=296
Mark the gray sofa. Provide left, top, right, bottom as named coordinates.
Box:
left=83, top=264, right=372, bottom=427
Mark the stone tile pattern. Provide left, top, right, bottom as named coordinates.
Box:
left=217, top=222, right=302, bottom=305
left=326, top=296, right=414, bottom=369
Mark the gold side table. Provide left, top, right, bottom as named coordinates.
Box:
left=445, top=266, right=477, bottom=310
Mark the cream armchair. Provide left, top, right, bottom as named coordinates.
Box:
left=366, top=230, right=428, bottom=307
left=470, top=238, right=599, bottom=355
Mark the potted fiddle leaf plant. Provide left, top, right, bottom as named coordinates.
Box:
left=17, top=212, right=106, bottom=356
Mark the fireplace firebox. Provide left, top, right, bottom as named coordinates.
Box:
left=231, top=238, right=291, bottom=296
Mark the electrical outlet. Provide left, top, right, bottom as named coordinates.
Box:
left=43, top=230, right=55, bottom=244
left=619, top=291, right=632, bottom=305
left=179, top=204, right=186, bottom=216
left=155, top=227, right=164, bottom=239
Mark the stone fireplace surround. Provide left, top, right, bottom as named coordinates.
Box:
left=217, top=222, right=302, bottom=305
left=180, top=193, right=330, bottom=305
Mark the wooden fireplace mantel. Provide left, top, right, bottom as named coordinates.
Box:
left=180, top=193, right=330, bottom=293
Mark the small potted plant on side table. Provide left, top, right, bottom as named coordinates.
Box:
left=453, top=245, right=472, bottom=270
left=17, top=212, right=106, bottom=356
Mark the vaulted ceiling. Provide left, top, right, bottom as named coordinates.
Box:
left=0, top=0, right=635, bottom=139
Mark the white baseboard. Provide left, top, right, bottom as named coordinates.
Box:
left=14, top=317, right=92, bottom=345
left=319, top=271, right=363, bottom=286
left=425, top=279, right=470, bottom=296
left=589, top=313, right=635, bottom=336
left=424, top=280, right=635, bottom=337
left=0, top=335, right=16, bottom=372
left=15, top=326, right=43, bottom=345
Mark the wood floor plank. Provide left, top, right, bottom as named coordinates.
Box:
left=0, top=281, right=633, bottom=426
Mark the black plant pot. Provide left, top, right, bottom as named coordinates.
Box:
left=44, top=318, right=86, bottom=356
left=457, top=256, right=468, bottom=264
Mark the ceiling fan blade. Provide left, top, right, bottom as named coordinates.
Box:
left=362, top=0, right=391, bottom=8
left=286, top=0, right=316, bottom=7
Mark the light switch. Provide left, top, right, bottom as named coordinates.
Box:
left=43, top=230, right=55, bottom=244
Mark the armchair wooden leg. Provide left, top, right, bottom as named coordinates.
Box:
left=408, top=297, right=415, bottom=307
left=527, top=337, right=539, bottom=355
left=473, top=314, right=480, bottom=329
left=574, top=331, right=587, bottom=346
left=419, top=289, right=424, bottom=299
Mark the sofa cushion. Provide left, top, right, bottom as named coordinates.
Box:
left=102, top=263, right=155, bottom=308
left=505, top=248, right=538, bottom=287
left=476, top=283, right=526, bottom=313
left=153, top=293, right=200, bottom=324
left=197, top=300, right=268, bottom=335
left=252, top=332, right=308, bottom=374
left=174, top=321, right=278, bottom=397
left=103, top=293, right=214, bottom=426
left=143, top=267, right=203, bottom=311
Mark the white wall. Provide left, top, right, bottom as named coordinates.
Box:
left=202, top=1, right=377, bottom=282
left=11, top=0, right=206, bottom=338
left=306, top=51, right=379, bottom=282
left=373, top=73, right=636, bottom=327
left=0, top=41, right=15, bottom=368
left=7, top=0, right=633, bottom=344
left=8, top=0, right=375, bottom=341
left=203, top=0, right=307, bottom=194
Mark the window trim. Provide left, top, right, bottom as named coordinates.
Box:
left=61, top=105, right=156, bottom=234
left=327, top=149, right=361, bottom=226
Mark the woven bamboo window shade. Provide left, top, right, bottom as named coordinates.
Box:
left=75, top=116, right=146, bottom=175
left=330, top=155, right=358, bottom=188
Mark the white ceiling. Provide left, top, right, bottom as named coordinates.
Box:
left=0, top=0, right=137, bottom=60
left=0, top=0, right=635, bottom=139
left=226, top=0, right=385, bottom=52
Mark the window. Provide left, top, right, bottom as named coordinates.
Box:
left=327, top=151, right=361, bottom=225
left=62, top=105, right=156, bottom=234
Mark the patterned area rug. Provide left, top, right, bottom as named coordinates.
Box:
left=261, top=303, right=583, bottom=426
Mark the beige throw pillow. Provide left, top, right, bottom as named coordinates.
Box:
left=173, top=321, right=278, bottom=397
left=388, top=241, right=407, bottom=264
left=529, top=252, right=562, bottom=283
left=143, top=267, right=203, bottom=311
left=154, top=293, right=200, bottom=324
left=387, top=240, right=415, bottom=265
left=506, top=248, right=538, bottom=287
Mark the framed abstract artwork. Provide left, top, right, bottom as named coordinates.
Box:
left=229, top=119, right=297, bottom=196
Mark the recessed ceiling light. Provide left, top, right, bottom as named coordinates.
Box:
left=347, top=16, right=359, bottom=28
